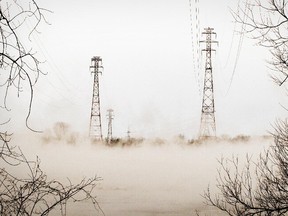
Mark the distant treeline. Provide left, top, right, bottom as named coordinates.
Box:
left=41, top=122, right=272, bottom=147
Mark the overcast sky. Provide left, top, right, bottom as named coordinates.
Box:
left=4, top=0, right=288, bottom=139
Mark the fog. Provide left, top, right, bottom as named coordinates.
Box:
left=1, top=0, right=286, bottom=215
left=11, top=133, right=273, bottom=216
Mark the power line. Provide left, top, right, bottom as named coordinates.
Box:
left=223, top=0, right=241, bottom=69
left=188, top=0, right=201, bottom=96
left=225, top=0, right=250, bottom=95
left=195, top=0, right=201, bottom=89
left=23, top=18, right=89, bottom=106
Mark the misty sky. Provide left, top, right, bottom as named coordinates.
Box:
left=4, top=0, right=288, bottom=139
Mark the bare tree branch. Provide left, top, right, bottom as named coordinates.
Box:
left=0, top=132, right=105, bottom=216
left=232, top=0, right=288, bottom=86
left=0, top=1, right=105, bottom=215
left=0, top=0, right=51, bottom=130
left=204, top=119, right=288, bottom=215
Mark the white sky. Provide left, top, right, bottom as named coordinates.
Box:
left=4, top=0, right=288, bottom=139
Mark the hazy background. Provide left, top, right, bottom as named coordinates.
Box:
left=1, top=0, right=287, bottom=139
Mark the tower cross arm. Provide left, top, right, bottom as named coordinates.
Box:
left=201, top=49, right=217, bottom=52
left=199, top=40, right=218, bottom=43
left=201, top=32, right=217, bottom=35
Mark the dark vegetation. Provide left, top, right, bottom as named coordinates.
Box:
left=105, top=137, right=144, bottom=147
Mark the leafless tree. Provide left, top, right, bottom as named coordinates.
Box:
left=0, top=132, right=105, bottom=216
left=0, top=0, right=50, bottom=129
left=53, top=122, right=70, bottom=141
left=233, top=0, right=288, bottom=86
left=0, top=1, right=104, bottom=215
left=204, top=120, right=288, bottom=215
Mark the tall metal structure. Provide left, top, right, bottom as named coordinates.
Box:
left=199, top=27, right=218, bottom=138
left=89, top=56, right=103, bottom=141
left=106, top=109, right=114, bottom=144
left=127, top=128, right=131, bottom=141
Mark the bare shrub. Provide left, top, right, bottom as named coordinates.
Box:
left=41, top=123, right=80, bottom=145
left=0, top=132, right=105, bottom=215
left=203, top=119, right=288, bottom=215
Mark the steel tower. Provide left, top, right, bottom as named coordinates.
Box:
left=199, top=27, right=218, bottom=138
left=89, top=56, right=103, bottom=141
left=106, top=109, right=114, bottom=144
left=127, top=128, right=131, bottom=141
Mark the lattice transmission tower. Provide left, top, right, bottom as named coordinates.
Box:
left=106, top=109, right=114, bottom=144
left=89, top=56, right=103, bottom=141
left=127, top=128, right=131, bottom=141
left=199, top=27, right=218, bottom=138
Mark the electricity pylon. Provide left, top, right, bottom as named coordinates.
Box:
left=127, top=128, right=131, bottom=141
left=199, top=27, right=218, bottom=138
left=106, top=109, right=114, bottom=144
left=89, top=56, right=103, bottom=142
